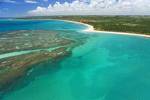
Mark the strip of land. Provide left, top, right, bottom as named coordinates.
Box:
left=60, top=19, right=150, bottom=38
left=20, top=16, right=150, bottom=36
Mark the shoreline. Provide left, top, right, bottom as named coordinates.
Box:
left=15, top=18, right=150, bottom=38
left=10, top=18, right=150, bottom=38
left=61, top=19, right=150, bottom=38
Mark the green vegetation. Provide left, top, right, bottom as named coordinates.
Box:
left=21, top=16, right=150, bottom=35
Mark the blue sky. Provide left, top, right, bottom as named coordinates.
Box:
left=0, top=0, right=74, bottom=17
left=0, top=0, right=150, bottom=17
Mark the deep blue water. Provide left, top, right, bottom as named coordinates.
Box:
left=0, top=20, right=150, bottom=100
left=0, top=19, right=86, bottom=32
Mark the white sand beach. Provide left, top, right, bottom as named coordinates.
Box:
left=63, top=20, right=150, bottom=38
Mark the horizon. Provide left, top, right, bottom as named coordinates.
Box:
left=1, top=15, right=150, bottom=19
left=0, top=0, right=150, bottom=17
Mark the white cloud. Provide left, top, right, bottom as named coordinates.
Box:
left=28, top=0, right=150, bottom=15
left=25, top=0, right=38, bottom=3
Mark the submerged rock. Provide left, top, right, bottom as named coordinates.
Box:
left=0, top=30, right=87, bottom=91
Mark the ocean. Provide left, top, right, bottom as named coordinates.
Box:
left=0, top=19, right=150, bottom=100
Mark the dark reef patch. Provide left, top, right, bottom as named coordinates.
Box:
left=0, top=30, right=88, bottom=96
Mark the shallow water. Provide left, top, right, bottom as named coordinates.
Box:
left=1, top=20, right=150, bottom=100
left=0, top=46, right=65, bottom=59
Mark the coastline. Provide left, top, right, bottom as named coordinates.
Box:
left=61, top=19, right=150, bottom=38
left=16, top=18, right=150, bottom=38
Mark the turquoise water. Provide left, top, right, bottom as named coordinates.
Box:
left=1, top=20, right=150, bottom=100
left=0, top=46, right=65, bottom=59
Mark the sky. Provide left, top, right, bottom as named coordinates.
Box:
left=0, top=0, right=150, bottom=17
